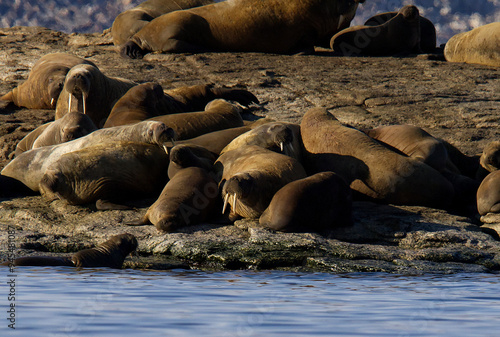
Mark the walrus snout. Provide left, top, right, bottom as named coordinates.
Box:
left=120, top=40, right=146, bottom=59
left=400, top=5, right=419, bottom=21
left=149, top=122, right=177, bottom=147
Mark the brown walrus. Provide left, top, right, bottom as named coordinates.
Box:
left=330, top=5, right=421, bottom=56
left=15, top=111, right=97, bottom=156
left=364, top=124, right=449, bottom=172
left=300, top=107, right=454, bottom=208
left=121, top=0, right=366, bottom=58
left=128, top=167, right=219, bottom=232
left=167, top=144, right=217, bottom=179
left=39, top=141, right=170, bottom=205
left=214, top=145, right=307, bottom=219
left=1, top=234, right=138, bottom=269
left=2, top=121, right=174, bottom=192
left=480, top=141, right=500, bottom=173
left=477, top=170, right=500, bottom=216
left=259, top=171, right=353, bottom=233
left=0, top=53, right=97, bottom=109
left=111, top=0, right=215, bottom=46
left=103, top=82, right=258, bottom=128
left=363, top=10, right=436, bottom=53
left=55, top=64, right=137, bottom=127
left=148, top=99, right=244, bottom=140
left=444, top=22, right=500, bottom=67
left=220, top=122, right=303, bottom=161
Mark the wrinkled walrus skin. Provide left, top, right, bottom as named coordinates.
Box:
left=121, top=0, right=365, bottom=58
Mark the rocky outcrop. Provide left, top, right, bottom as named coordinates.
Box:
left=1, top=27, right=499, bottom=273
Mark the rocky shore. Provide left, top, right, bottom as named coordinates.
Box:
left=0, top=26, right=499, bottom=273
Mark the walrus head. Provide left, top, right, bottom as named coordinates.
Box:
left=480, top=141, right=500, bottom=173
left=64, top=65, right=94, bottom=115
left=145, top=121, right=177, bottom=150
left=59, top=111, right=97, bottom=143
left=107, top=233, right=138, bottom=257
left=47, top=74, right=66, bottom=108
left=221, top=172, right=255, bottom=215
left=168, top=144, right=216, bottom=179
left=39, top=169, right=68, bottom=202
left=399, top=5, right=420, bottom=21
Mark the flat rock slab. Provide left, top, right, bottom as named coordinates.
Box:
left=1, top=27, right=499, bottom=274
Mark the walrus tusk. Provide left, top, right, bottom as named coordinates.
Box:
left=233, top=193, right=237, bottom=211
left=163, top=144, right=169, bottom=155
left=82, top=92, right=87, bottom=115
left=222, top=193, right=229, bottom=214
left=280, top=142, right=284, bottom=152
left=50, top=98, right=55, bottom=106
left=68, top=94, right=72, bottom=114
left=337, top=15, right=345, bottom=30
left=170, top=137, right=176, bottom=146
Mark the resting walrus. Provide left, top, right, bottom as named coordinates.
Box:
left=103, top=82, right=258, bottom=128
left=15, top=111, right=97, bottom=156
left=477, top=170, right=500, bottom=216
left=330, top=5, right=421, bottom=56
left=111, top=0, right=216, bottom=46
left=300, top=107, right=455, bottom=208
left=1, top=234, right=138, bottom=269
left=0, top=53, right=97, bottom=109
left=215, top=145, right=307, bottom=219
left=39, top=141, right=170, bottom=205
left=2, top=121, right=175, bottom=192
left=444, top=22, right=500, bottom=67
left=121, top=0, right=366, bottom=58
left=55, top=64, right=137, bottom=127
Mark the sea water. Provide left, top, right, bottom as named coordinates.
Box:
left=1, top=268, right=500, bottom=336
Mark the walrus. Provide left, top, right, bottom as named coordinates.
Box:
left=167, top=144, right=217, bottom=179
left=444, top=22, right=500, bottom=67
left=121, top=0, right=366, bottom=58
left=148, top=99, right=244, bottom=140
left=480, top=141, right=500, bottom=173
left=15, top=111, right=97, bottom=156
left=215, top=145, right=307, bottom=219
left=330, top=5, right=421, bottom=56
left=477, top=170, right=500, bottom=216
left=128, top=167, right=218, bottom=232
left=220, top=122, right=303, bottom=161
left=1, top=233, right=138, bottom=269
left=300, top=107, right=455, bottom=208
left=363, top=10, right=436, bottom=53
left=0, top=53, right=97, bottom=109
left=439, top=139, right=481, bottom=179
left=259, top=171, right=353, bottom=233
left=103, top=82, right=258, bottom=128
left=39, top=141, right=170, bottom=205
left=111, top=0, right=216, bottom=46
left=55, top=63, right=137, bottom=127
left=1, top=121, right=175, bottom=192
left=364, top=124, right=449, bottom=172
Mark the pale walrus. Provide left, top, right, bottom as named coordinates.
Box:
left=1, top=121, right=175, bottom=192
left=364, top=124, right=449, bottom=172
left=444, top=22, right=500, bottom=67
left=55, top=64, right=137, bottom=127
left=330, top=5, right=421, bottom=56
left=477, top=170, right=500, bottom=216
left=121, top=0, right=366, bottom=58
left=259, top=172, right=353, bottom=233
left=148, top=99, right=244, bottom=140
left=39, top=141, right=170, bottom=205
left=0, top=53, right=97, bottom=109
left=1, top=234, right=138, bottom=269
left=111, top=0, right=216, bottom=46
left=103, top=82, right=258, bottom=128
left=220, top=122, right=303, bottom=161
left=300, top=107, right=455, bottom=208
left=363, top=10, right=436, bottom=53
left=15, top=111, right=97, bottom=156
left=214, top=145, right=307, bottom=219
left=128, top=167, right=219, bottom=232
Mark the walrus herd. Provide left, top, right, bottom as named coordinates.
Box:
left=1, top=0, right=499, bottom=269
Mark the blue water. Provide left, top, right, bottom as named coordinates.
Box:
left=1, top=268, right=500, bottom=336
